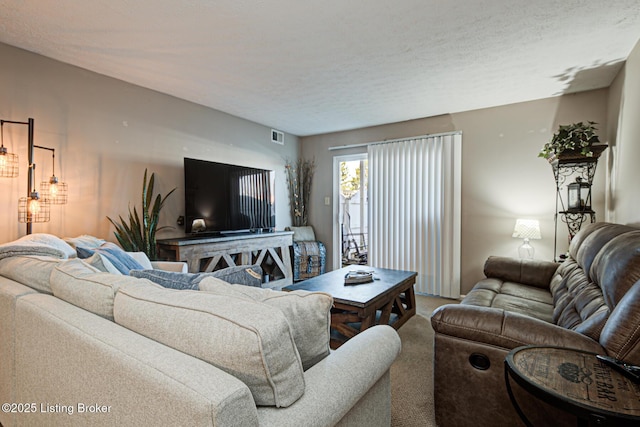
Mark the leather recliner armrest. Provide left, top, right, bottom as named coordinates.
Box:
left=431, top=304, right=603, bottom=353
left=483, top=256, right=559, bottom=289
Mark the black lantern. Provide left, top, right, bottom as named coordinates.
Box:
left=567, top=177, right=591, bottom=210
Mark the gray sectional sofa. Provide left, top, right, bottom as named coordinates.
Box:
left=0, top=234, right=401, bottom=427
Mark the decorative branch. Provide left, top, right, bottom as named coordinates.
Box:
left=285, top=157, right=316, bottom=226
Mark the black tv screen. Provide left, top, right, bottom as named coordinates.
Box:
left=184, top=158, right=275, bottom=235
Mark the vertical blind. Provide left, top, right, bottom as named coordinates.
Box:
left=368, top=132, right=461, bottom=297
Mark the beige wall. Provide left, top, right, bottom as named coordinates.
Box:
left=608, top=39, right=640, bottom=226
left=0, top=43, right=299, bottom=244
left=2, top=38, right=631, bottom=296
left=302, top=90, right=610, bottom=295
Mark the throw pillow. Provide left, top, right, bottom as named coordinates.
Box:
left=50, top=258, right=158, bottom=321
left=199, top=276, right=333, bottom=370
left=114, top=280, right=305, bottom=407
left=126, top=252, right=154, bottom=270
left=206, top=265, right=263, bottom=287
left=85, top=252, right=121, bottom=274
left=76, top=242, right=144, bottom=274
left=286, top=226, right=316, bottom=242
left=63, top=235, right=106, bottom=250
left=129, top=265, right=263, bottom=290
left=130, top=269, right=200, bottom=290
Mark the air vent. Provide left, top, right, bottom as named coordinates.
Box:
left=271, top=129, right=284, bottom=145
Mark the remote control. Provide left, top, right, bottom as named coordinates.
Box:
left=596, top=355, right=640, bottom=382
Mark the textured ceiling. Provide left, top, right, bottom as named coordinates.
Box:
left=1, top=0, right=639, bottom=136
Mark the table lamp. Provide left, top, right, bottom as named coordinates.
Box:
left=512, top=219, right=541, bottom=259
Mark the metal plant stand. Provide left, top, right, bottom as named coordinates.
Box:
left=550, top=147, right=606, bottom=262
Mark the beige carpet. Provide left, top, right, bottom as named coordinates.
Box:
left=390, top=295, right=457, bottom=427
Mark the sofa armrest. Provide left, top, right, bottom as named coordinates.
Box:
left=431, top=304, right=603, bottom=352
left=150, top=260, right=188, bottom=273
left=483, top=256, right=559, bottom=289
left=257, top=325, right=401, bottom=426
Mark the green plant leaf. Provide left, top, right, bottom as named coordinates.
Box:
left=107, top=169, right=175, bottom=260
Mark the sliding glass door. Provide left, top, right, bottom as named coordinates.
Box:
left=333, top=154, right=368, bottom=268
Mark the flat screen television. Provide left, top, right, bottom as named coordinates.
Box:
left=184, top=158, right=275, bottom=235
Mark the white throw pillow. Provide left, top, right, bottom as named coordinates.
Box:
left=126, top=252, right=154, bottom=270
left=286, top=226, right=316, bottom=242
left=114, top=280, right=305, bottom=407
left=63, top=235, right=106, bottom=250
left=199, top=276, right=333, bottom=370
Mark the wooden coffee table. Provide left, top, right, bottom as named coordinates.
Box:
left=284, top=266, right=417, bottom=348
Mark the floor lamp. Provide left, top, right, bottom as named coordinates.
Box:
left=0, top=118, right=68, bottom=234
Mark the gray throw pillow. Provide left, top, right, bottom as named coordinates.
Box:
left=129, top=265, right=263, bottom=290
left=130, top=269, right=201, bottom=290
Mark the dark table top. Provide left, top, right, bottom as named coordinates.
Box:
left=505, top=346, right=640, bottom=424
left=284, top=265, right=417, bottom=307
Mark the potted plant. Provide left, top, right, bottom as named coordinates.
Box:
left=538, top=121, right=606, bottom=161
left=107, top=169, right=175, bottom=260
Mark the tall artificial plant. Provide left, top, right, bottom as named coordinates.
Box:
left=107, top=169, right=175, bottom=260
left=285, top=157, right=316, bottom=226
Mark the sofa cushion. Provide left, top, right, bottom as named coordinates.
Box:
left=50, top=258, right=154, bottom=321
left=199, top=276, right=332, bottom=370
left=76, top=242, right=144, bottom=274
left=549, top=224, right=640, bottom=341
left=0, top=256, right=61, bottom=294
left=600, top=282, right=640, bottom=364
left=129, top=265, right=263, bottom=290
left=461, top=278, right=554, bottom=323
left=591, top=230, right=640, bottom=307
left=550, top=259, right=609, bottom=340
left=113, top=280, right=305, bottom=407
left=571, top=222, right=633, bottom=282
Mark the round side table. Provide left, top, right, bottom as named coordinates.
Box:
left=505, top=346, right=640, bottom=427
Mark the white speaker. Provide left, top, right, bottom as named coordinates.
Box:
left=271, top=129, right=284, bottom=145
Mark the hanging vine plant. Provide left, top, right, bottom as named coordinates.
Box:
left=285, top=157, right=316, bottom=226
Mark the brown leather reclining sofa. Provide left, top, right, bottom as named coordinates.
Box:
left=431, top=222, right=640, bottom=426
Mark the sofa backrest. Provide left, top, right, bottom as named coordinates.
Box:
left=550, top=223, right=640, bottom=358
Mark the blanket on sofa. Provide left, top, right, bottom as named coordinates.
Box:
left=0, top=233, right=75, bottom=261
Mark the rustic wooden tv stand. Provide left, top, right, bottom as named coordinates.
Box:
left=157, top=231, right=294, bottom=289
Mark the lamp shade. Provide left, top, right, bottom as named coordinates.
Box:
left=0, top=147, right=19, bottom=178
left=512, top=219, right=542, bottom=240
left=18, top=191, right=50, bottom=223
left=41, top=176, right=68, bottom=204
